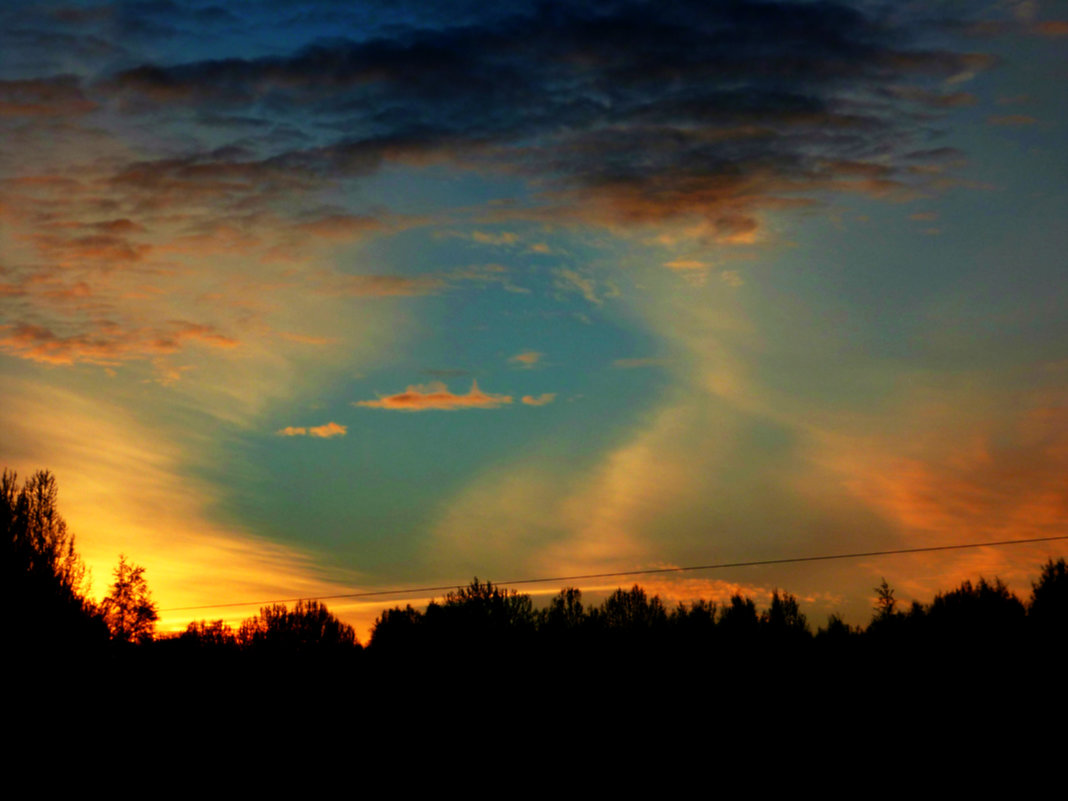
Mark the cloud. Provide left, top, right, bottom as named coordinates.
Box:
left=0, top=76, right=97, bottom=117
left=471, top=231, right=519, bottom=246
left=509, top=351, right=543, bottom=367
left=555, top=269, right=603, bottom=305
left=987, top=114, right=1038, bottom=126
left=720, top=270, right=744, bottom=287
left=90, top=2, right=995, bottom=231
left=522, top=393, right=556, bottom=406
left=664, top=259, right=709, bottom=271
left=1034, top=20, right=1068, bottom=36
left=277, top=422, right=347, bottom=438
left=289, top=214, right=386, bottom=241
left=355, top=380, right=512, bottom=411
left=0, top=320, right=237, bottom=366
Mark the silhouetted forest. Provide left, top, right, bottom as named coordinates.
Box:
left=6, top=467, right=1066, bottom=716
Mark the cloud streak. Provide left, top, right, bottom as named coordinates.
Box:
left=522, top=393, right=556, bottom=406
left=277, top=422, right=347, bottom=438
left=355, top=380, right=512, bottom=411
left=509, top=351, right=543, bottom=367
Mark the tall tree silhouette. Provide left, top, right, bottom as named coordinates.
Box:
left=1029, top=558, right=1068, bottom=631
left=100, top=555, right=158, bottom=644
left=2, top=468, right=104, bottom=649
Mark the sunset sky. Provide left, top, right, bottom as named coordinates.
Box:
left=3, top=0, right=1067, bottom=638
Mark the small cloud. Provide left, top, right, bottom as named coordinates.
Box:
left=509, top=351, right=543, bottom=368
left=277, top=422, right=347, bottom=438
left=521, top=393, right=556, bottom=406
left=987, top=114, right=1038, bottom=126
left=355, top=380, right=512, bottom=411
left=555, top=268, right=602, bottom=305
left=612, top=358, right=668, bottom=369
left=529, top=243, right=552, bottom=254
left=1034, top=20, right=1068, bottom=36
left=720, top=270, right=744, bottom=287
left=909, top=212, right=939, bottom=222
left=471, top=231, right=519, bottom=245
left=309, top=422, right=347, bottom=438
left=663, top=259, right=708, bottom=271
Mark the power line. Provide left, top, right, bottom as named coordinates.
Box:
left=160, top=534, right=1068, bottom=613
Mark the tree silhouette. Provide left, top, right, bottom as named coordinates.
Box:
left=2, top=468, right=104, bottom=649
left=238, top=599, right=358, bottom=653
left=873, top=578, right=896, bottom=621
left=541, top=587, right=585, bottom=631
left=596, top=585, right=667, bottom=632
left=100, top=554, right=158, bottom=644
left=1029, top=558, right=1068, bottom=630
left=763, top=589, right=810, bottom=638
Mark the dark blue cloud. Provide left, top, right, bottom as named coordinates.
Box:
left=21, top=1, right=997, bottom=226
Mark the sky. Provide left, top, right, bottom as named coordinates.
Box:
left=2, top=0, right=1067, bottom=639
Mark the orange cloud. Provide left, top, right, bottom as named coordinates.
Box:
left=663, top=259, right=708, bottom=271
left=355, top=380, right=512, bottom=411
left=522, top=393, right=556, bottom=406
left=1034, top=20, right=1068, bottom=36
left=509, top=350, right=543, bottom=367
left=471, top=231, right=518, bottom=245
left=0, top=321, right=238, bottom=366
left=289, top=214, right=385, bottom=240
left=0, top=77, right=97, bottom=117
left=277, top=422, right=347, bottom=438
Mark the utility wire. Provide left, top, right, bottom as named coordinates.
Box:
left=160, top=534, right=1068, bottom=612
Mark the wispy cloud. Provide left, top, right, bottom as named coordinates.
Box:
left=720, top=270, right=744, bottom=287
left=522, top=393, right=556, bottom=406
left=355, top=381, right=512, bottom=411
left=663, top=259, right=709, bottom=271
left=0, top=320, right=237, bottom=366
left=509, top=351, right=543, bottom=368
left=277, top=422, right=347, bottom=438
left=471, top=231, right=519, bottom=246
left=555, top=269, right=603, bottom=305
left=987, top=114, right=1038, bottom=126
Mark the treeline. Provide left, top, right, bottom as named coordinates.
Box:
left=6, top=467, right=1067, bottom=673
left=165, top=564, right=1068, bottom=666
